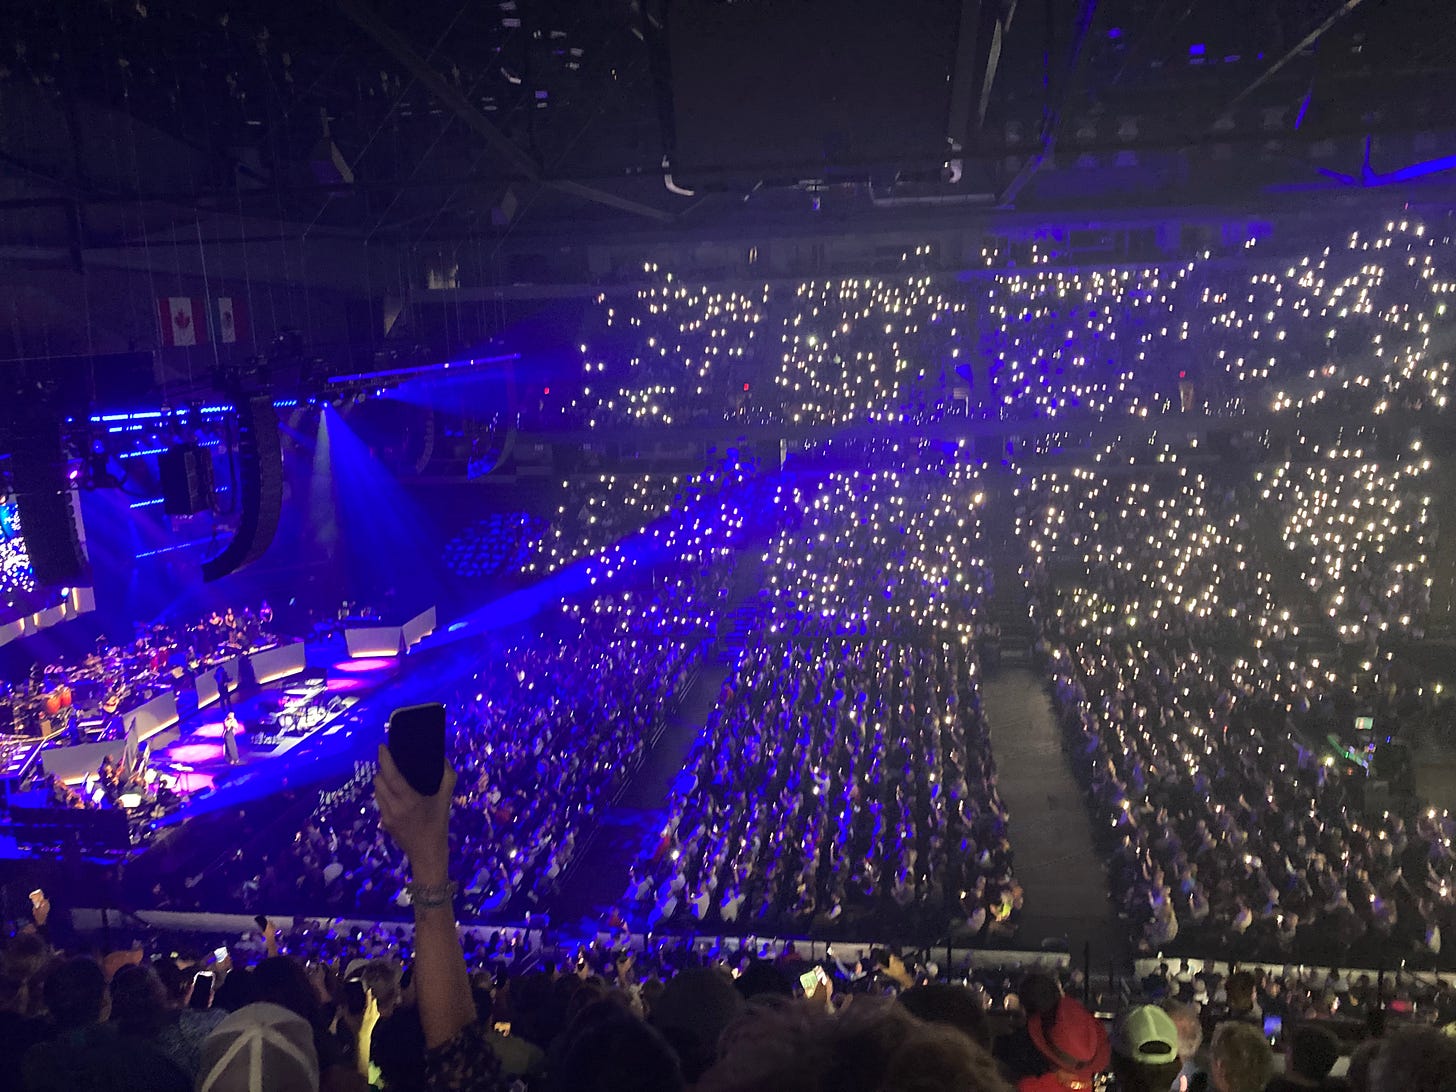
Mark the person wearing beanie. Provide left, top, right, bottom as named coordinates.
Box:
left=1018, top=996, right=1112, bottom=1092
left=197, top=1002, right=320, bottom=1092
left=1266, top=1025, right=1347, bottom=1092
left=1112, top=1005, right=1183, bottom=1092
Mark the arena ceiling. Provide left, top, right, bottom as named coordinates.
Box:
left=1, top=0, right=1455, bottom=249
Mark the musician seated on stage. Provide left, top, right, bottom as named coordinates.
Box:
left=3, top=600, right=283, bottom=740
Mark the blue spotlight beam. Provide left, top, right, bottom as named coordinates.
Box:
left=326, top=353, right=521, bottom=386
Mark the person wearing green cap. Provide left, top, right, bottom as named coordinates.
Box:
left=1112, top=1005, right=1184, bottom=1092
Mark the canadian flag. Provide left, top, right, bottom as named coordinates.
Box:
left=217, top=296, right=247, bottom=344
left=157, top=297, right=208, bottom=347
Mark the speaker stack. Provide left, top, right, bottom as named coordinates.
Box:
left=158, top=443, right=216, bottom=516
left=8, top=416, right=89, bottom=587
left=201, top=394, right=284, bottom=581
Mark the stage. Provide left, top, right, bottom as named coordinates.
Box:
left=143, top=641, right=400, bottom=819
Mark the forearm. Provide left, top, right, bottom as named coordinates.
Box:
left=356, top=1021, right=377, bottom=1079
left=410, top=847, right=475, bottom=1050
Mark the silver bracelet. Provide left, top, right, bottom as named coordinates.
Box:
left=406, top=879, right=458, bottom=910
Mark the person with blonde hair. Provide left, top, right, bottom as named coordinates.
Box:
left=1210, top=1022, right=1273, bottom=1092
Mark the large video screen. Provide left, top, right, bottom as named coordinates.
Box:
left=0, top=494, right=66, bottom=624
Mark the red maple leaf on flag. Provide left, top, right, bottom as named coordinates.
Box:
left=221, top=311, right=233, bottom=331
left=175, top=310, right=191, bottom=329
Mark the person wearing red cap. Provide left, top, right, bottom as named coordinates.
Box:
left=1018, top=996, right=1112, bottom=1092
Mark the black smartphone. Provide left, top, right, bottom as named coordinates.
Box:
left=190, top=970, right=216, bottom=1009
left=386, top=702, right=447, bottom=796
left=344, top=977, right=368, bottom=1015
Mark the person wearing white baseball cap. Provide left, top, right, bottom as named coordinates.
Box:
left=197, top=1002, right=319, bottom=1092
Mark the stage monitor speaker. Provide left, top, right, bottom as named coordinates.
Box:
left=666, top=0, right=961, bottom=184
left=202, top=394, right=283, bottom=582
left=158, top=443, right=216, bottom=515
left=8, top=418, right=89, bottom=587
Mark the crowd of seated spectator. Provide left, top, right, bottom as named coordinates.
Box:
left=631, top=465, right=1017, bottom=941
left=443, top=514, right=543, bottom=581
left=523, top=458, right=758, bottom=577
left=205, top=616, right=707, bottom=923
left=177, top=482, right=753, bottom=924
left=568, top=220, right=1453, bottom=431
left=1257, top=448, right=1435, bottom=649
left=1020, top=454, right=1453, bottom=962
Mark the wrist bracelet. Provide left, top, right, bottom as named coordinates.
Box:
left=406, top=879, right=458, bottom=910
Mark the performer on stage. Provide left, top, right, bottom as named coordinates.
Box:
left=223, top=711, right=242, bottom=765
left=121, top=717, right=141, bottom=777
left=215, top=665, right=233, bottom=711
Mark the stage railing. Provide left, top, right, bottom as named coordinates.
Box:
left=71, top=908, right=541, bottom=952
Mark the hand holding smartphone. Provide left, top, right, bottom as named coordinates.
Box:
left=344, top=978, right=368, bottom=1015
left=190, top=970, right=216, bottom=1010
left=385, top=703, right=447, bottom=796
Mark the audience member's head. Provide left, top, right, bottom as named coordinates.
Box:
left=1287, top=1025, right=1341, bottom=1084
left=1225, top=973, right=1257, bottom=1016
left=1211, top=1021, right=1273, bottom=1092
left=703, top=998, right=1010, bottom=1092
left=153, top=958, right=193, bottom=1008
left=44, top=956, right=107, bottom=1029
left=354, top=959, right=403, bottom=1017
left=736, top=958, right=794, bottom=1000
left=2, top=931, right=50, bottom=989
left=1112, top=1005, right=1183, bottom=1092
left=1345, top=1039, right=1380, bottom=1092
left=252, top=957, right=321, bottom=1027
left=651, top=967, right=746, bottom=1082
left=197, top=1002, right=319, bottom=1092
left=108, top=962, right=169, bottom=1036
left=1369, top=1028, right=1456, bottom=1092
left=899, top=983, right=993, bottom=1050
left=1161, top=1000, right=1204, bottom=1065
left=1020, top=973, right=1063, bottom=1018
left=552, top=1008, right=685, bottom=1092
left=1029, top=996, right=1112, bottom=1085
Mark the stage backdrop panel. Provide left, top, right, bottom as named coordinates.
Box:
left=125, top=691, right=179, bottom=740
left=401, top=606, right=437, bottom=649
left=344, top=626, right=403, bottom=659
left=40, top=726, right=180, bottom=784
left=249, top=642, right=306, bottom=685
left=194, top=656, right=243, bottom=708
